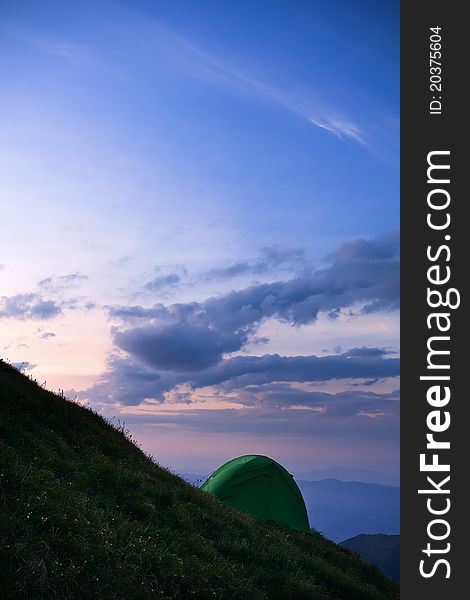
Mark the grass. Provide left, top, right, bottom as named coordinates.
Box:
left=0, top=360, right=399, bottom=599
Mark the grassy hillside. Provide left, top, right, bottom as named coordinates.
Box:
left=0, top=360, right=399, bottom=599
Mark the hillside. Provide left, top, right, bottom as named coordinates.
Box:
left=340, top=535, right=400, bottom=582
left=0, top=360, right=398, bottom=599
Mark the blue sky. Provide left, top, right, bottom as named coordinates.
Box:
left=0, top=0, right=399, bottom=482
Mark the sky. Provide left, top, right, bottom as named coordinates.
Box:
left=0, top=0, right=400, bottom=483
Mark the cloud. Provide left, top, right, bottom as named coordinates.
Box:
left=81, top=354, right=173, bottom=406
left=108, top=304, right=168, bottom=320
left=309, top=117, right=365, bottom=144
left=38, top=273, right=88, bottom=293
left=101, top=232, right=399, bottom=401
left=39, top=331, right=56, bottom=340
left=110, top=231, right=399, bottom=332
left=0, top=294, right=62, bottom=320
left=235, top=383, right=400, bottom=416
left=163, top=29, right=367, bottom=146
left=110, top=256, right=132, bottom=268
left=204, top=246, right=306, bottom=280
left=106, top=12, right=369, bottom=147
left=114, top=324, right=244, bottom=372
left=144, top=273, right=181, bottom=293
left=83, top=346, right=399, bottom=406
left=140, top=246, right=305, bottom=295
left=80, top=350, right=399, bottom=447
left=24, top=35, right=91, bottom=66
left=33, top=273, right=96, bottom=314
left=82, top=232, right=399, bottom=419
left=87, top=385, right=399, bottom=440
left=189, top=349, right=399, bottom=391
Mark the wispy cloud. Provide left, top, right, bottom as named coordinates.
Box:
left=203, top=246, right=307, bottom=281
left=309, top=117, right=365, bottom=144
left=164, top=30, right=368, bottom=146
left=112, top=12, right=368, bottom=148
left=38, top=273, right=88, bottom=293
left=24, top=35, right=91, bottom=66
left=141, top=245, right=307, bottom=295
left=21, top=14, right=369, bottom=147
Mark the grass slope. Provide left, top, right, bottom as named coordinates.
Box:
left=0, top=360, right=399, bottom=599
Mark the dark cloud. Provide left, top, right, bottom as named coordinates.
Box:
left=80, top=351, right=399, bottom=443
left=81, top=229, right=400, bottom=447
left=82, top=354, right=176, bottom=406
left=0, top=294, right=62, bottom=320
left=190, top=349, right=399, bottom=390
left=114, top=323, right=245, bottom=372
left=108, top=304, right=169, bottom=320
left=105, top=232, right=398, bottom=396
left=83, top=346, right=399, bottom=406
left=97, top=232, right=400, bottom=406
left=234, top=383, right=400, bottom=417
left=327, top=233, right=398, bottom=263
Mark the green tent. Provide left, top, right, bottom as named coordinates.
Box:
left=201, top=455, right=310, bottom=533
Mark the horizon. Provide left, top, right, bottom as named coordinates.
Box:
left=177, top=466, right=400, bottom=488
left=1, top=0, right=399, bottom=479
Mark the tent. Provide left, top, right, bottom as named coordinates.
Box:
left=201, top=455, right=310, bottom=533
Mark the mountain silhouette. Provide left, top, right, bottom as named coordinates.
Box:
left=340, top=534, right=400, bottom=581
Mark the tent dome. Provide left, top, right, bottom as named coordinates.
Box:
left=201, top=455, right=310, bottom=532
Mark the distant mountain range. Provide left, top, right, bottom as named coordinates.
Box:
left=295, top=466, right=399, bottom=487
left=182, top=473, right=400, bottom=543
left=340, top=534, right=400, bottom=581
left=298, top=479, right=399, bottom=542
